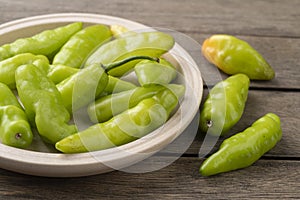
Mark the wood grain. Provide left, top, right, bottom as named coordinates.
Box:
left=0, top=1, right=299, bottom=89
left=1, top=0, right=300, bottom=38
left=0, top=0, right=299, bottom=199
left=0, top=157, right=299, bottom=199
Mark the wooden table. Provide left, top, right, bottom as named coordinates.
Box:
left=0, top=0, right=299, bottom=199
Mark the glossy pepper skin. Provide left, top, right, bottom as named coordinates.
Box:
left=57, top=56, right=158, bottom=113
left=202, top=34, right=275, bottom=80
left=0, top=53, right=49, bottom=89
left=85, top=31, right=175, bottom=77
left=55, top=86, right=185, bottom=153
left=110, top=24, right=134, bottom=38
left=88, top=84, right=178, bottom=123
left=101, top=75, right=137, bottom=96
left=15, top=64, right=77, bottom=144
left=47, top=64, right=79, bottom=84
left=0, top=22, right=82, bottom=61
left=53, top=24, right=112, bottom=68
left=56, top=63, right=108, bottom=114
left=199, top=74, right=250, bottom=136
left=200, top=113, right=282, bottom=176
left=0, top=83, right=33, bottom=148
left=135, top=58, right=177, bottom=86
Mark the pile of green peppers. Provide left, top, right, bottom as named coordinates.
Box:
left=0, top=21, right=283, bottom=177
left=199, top=34, right=282, bottom=176
left=0, top=22, right=184, bottom=153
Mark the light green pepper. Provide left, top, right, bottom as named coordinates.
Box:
left=0, top=53, right=49, bottom=89
left=57, top=56, right=158, bottom=113
left=0, top=22, right=82, bottom=61
left=15, top=64, right=77, bottom=144
left=56, top=63, right=108, bottom=114
left=199, top=74, right=250, bottom=136
left=200, top=113, right=282, bottom=176
left=101, top=75, right=137, bottom=96
left=0, top=83, right=33, bottom=148
left=135, top=58, right=177, bottom=86
left=55, top=86, right=184, bottom=153
left=47, top=64, right=79, bottom=84
left=202, top=34, right=275, bottom=80
left=85, top=31, right=175, bottom=77
left=88, top=84, right=166, bottom=123
left=53, top=24, right=112, bottom=68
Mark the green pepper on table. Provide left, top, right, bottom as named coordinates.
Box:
left=199, top=73, right=250, bottom=136
left=200, top=113, right=282, bottom=176
left=0, top=82, right=33, bottom=148
left=202, top=34, right=275, bottom=80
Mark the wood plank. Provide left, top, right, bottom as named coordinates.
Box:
left=0, top=157, right=299, bottom=199
left=0, top=0, right=299, bottom=89
left=165, top=89, right=300, bottom=157
left=0, top=0, right=299, bottom=38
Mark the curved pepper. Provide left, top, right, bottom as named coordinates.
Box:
left=88, top=84, right=163, bottom=123
left=47, top=64, right=79, bottom=84
left=56, top=63, right=108, bottom=114
left=55, top=86, right=184, bottom=153
left=101, top=75, right=137, bottom=96
left=0, top=53, right=49, bottom=89
left=53, top=24, right=112, bottom=68
left=200, top=113, right=282, bottom=176
left=57, top=56, right=158, bottom=113
left=0, top=83, right=33, bottom=148
left=199, top=74, right=250, bottom=136
left=85, top=31, right=175, bottom=77
left=88, top=84, right=184, bottom=123
left=135, top=58, right=177, bottom=86
left=0, top=22, right=82, bottom=61
left=202, top=34, right=275, bottom=80
left=15, top=64, right=77, bottom=144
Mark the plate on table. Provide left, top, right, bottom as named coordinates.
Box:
left=0, top=13, right=203, bottom=177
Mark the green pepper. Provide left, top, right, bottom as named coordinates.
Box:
left=53, top=24, right=112, bottom=68
left=56, top=63, right=108, bottom=114
left=47, top=64, right=79, bottom=84
left=88, top=84, right=183, bottom=123
left=0, top=53, right=49, bottom=89
left=0, top=22, right=82, bottom=61
left=15, top=64, right=77, bottom=144
left=199, top=74, right=250, bottom=136
left=200, top=113, right=282, bottom=176
left=101, top=75, right=137, bottom=96
left=57, top=56, right=158, bottom=113
left=55, top=86, right=184, bottom=153
left=85, top=31, right=175, bottom=77
left=0, top=83, right=33, bottom=148
left=135, top=58, right=177, bottom=86
left=202, top=34, right=275, bottom=80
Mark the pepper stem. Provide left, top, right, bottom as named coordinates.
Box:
left=104, top=56, right=159, bottom=72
